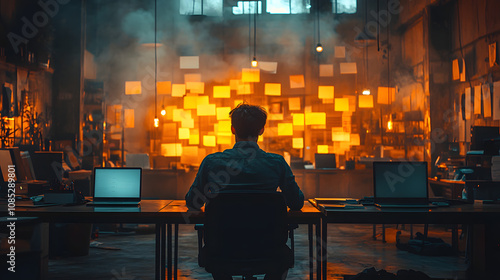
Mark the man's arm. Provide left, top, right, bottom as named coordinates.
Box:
left=279, top=158, right=304, bottom=210
left=185, top=158, right=209, bottom=210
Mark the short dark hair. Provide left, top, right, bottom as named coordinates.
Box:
left=230, top=103, right=267, bottom=139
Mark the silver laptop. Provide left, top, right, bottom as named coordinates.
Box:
left=373, top=161, right=436, bottom=208
left=88, top=167, right=142, bottom=206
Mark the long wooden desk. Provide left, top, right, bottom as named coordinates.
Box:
left=160, top=200, right=324, bottom=280
left=0, top=199, right=173, bottom=280
left=315, top=201, right=500, bottom=280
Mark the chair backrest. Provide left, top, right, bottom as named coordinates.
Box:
left=204, top=192, right=288, bottom=265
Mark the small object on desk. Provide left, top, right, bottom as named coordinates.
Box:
left=431, top=201, right=450, bottom=207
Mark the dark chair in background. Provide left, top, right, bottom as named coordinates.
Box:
left=195, top=192, right=296, bottom=279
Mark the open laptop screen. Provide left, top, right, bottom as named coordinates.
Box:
left=315, top=153, right=336, bottom=169
left=93, top=168, right=142, bottom=199
left=373, top=161, right=428, bottom=203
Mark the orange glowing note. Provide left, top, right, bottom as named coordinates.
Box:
left=318, top=86, right=334, bottom=99
left=180, top=146, right=199, bottom=165
left=197, top=104, right=216, bottom=116
left=124, top=109, right=134, bottom=128
left=161, top=143, right=183, bottom=157
left=230, top=79, right=240, bottom=90
left=125, top=81, right=141, bottom=95
left=197, top=96, right=209, bottom=106
left=265, top=83, right=281, bottom=96
left=292, top=138, right=304, bottom=149
left=181, top=117, right=194, bottom=128
left=171, top=84, right=186, bottom=97
left=350, top=134, right=360, bottom=146
left=173, top=109, right=191, bottom=122
left=289, top=97, right=301, bottom=111
left=184, top=73, right=201, bottom=83
left=277, top=123, right=293, bottom=136
left=377, top=87, right=396, bottom=104
left=334, top=98, right=349, bottom=111
left=183, top=96, right=198, bottom=109
left=334, top=46, right=346, bottom=58
left=213, top=86, right=231, bottom=98
left=319, top=64, right=334, bottom=77
left=189, top=131, right=199, bottom=145
left=317, top=145, right=329, bottom=154
left=305, top=112, right=326, bottom=125
left=203, top=135, right=216, bottom=147
left=180, top=56, right=199, bottom=69
left=331, top=130, right=350, bottom=142
left=186, top=82, right=204, bottom=94
left=157, top=81, right=171, bottom=95
left=217, top=120, right=232, bottom=134
left=289, top=75, right=305, bottom=89
left=241, top=68, right=260, bottom=82
left=340, top=62, right=357, bottom=74
left=178, top=128, right=190, bottom=139
left=237, top=83, right=253, bottom=95
left=358, top=95, right=373, bottom=108
left=217, top=135, right=232, bottom=145
left=217, top=107, right=231, bottom=120
left=293, top=114, right=304, bottom=126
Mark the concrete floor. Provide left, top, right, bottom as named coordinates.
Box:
left=47, top=223, right=468, bottom=280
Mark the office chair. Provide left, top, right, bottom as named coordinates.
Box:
left=195, top=192, right=296, bottom=280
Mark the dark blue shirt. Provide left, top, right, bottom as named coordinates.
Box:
left=185, top=141, right=304, bottom=210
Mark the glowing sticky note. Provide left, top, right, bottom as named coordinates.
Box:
left=180, top=56, right=199, bottom=69
left=241, top=68, right=260, bottom=82
left=335, top=46, right=346, bottom=58
left=265, top=83, right=281, bottom=96
left=460, top=58, right=466, bottom=82
left=358, top=95, right=373, bottom=108
left=340, top=62, right=357, bottom=74
left=465, top=87, right=471, bottom=120
left=483, top=84, right=491, bottom=117
left=184, top=73, right=201, bottom=83
left=186, top=82, right=204, bottom=94
left=172, top=84, right=186, bottom=97
left=318, top=86, right=334, bottom=99
left=180, top=146, right=199, bottom=165
left=377, top=87, right=396, bottom=104
left=197, top=104, right=216, bottom=116
left=203, top=135, right=216, bottom=147
left=161, top=143, right=182, bottom=157
left=218, top=120, right=232, bottom=133
left=317, top=145, right=329, bottom=154
left=292, top=138, right=304, bottom=149
left=268, top=114, right=284, bottom=120
left=322, top=99, right=334, bottom=104
left=289, top=97, right=301, bottom=111
left=125, top=81, right=141, bottom=95
left=332, top=130, right=350, bottom=142
left=124, top=109, right=134, bottom=128
left=277, top=123, right=293, bottom=136
left=230, top=79, right=240, bottom=90
left=350, top=134, right=360, bottom=146
left=217, top=135, right=232, bottom=145
left=334, top=98, right=349, bottom=111
left=213, top=86, right=231, bottom=98
left=173, top=109, right=191, bottom=122
left=474, top=85, right=482, bottom=115
left=178, top=128, right=190, bottom=139
left=305, top=112, right=326, bottom=125
left=217, top=107, right=231, bottom=120
left=452, top=59, right=459, bottom=80
left=259, top=61, right=278, bottom=73
left=289, top=75, right=305, bottom=88
left=197, top=96, right=209, bottom=106
left=189, top=132, right=199, bottom=145
left=293, top=114, right=304, bottom=126
left=319, top=64, right=334, bottom=77
left=157, top=81, right=171, bottom=95
left=234, top=100, right=243, bottom=107
left=184, top=96, right=198, bottom=109
left=165, top=106, right=177, bottom=120
left=181, top=117, right=194, bottom=128
left=237, top=83, right=253, bottom=95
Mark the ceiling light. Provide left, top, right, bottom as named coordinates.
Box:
left=251, top=57, right=258, bottom=67
left=315, top=43, right=323, bottom=53
left=362, top=89, right=370, bottom=95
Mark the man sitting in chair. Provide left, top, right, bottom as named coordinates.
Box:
left=186, top=103, right=304, bottom=280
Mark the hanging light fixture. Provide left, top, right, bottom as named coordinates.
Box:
left=251, top=2, right=258, bottom=67
left=362, top=89, right=371, bottom=95
left=153, top=0, right=159, bottom=128
left=315, top=0, right=323, bottom=53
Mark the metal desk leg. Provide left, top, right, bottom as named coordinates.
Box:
left=167, top=224, right=172, bottom=280
left=316, top=222, right=321, bottom=280
left=308, top=224, right=313, bottom=280
left=155, top=223, right=166, bottom=280
left=322, top=219, right=327, bottom=280
left=174, top=224, right=179, bottom=280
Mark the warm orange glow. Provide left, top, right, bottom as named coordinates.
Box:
left=350, top=134, right=360, bottom=146
left=332, top=131, right=350, bottom=142
left=184, top=73, right=201, bottom=83
left=334, top=98, right=349, bottom=111
left=173, top=109, right=191, bottom=122
left=378, top=87, right=396, bottom=104
left=165, top=106, right=176, bottom=120
left=184, top=96, right=198, bottom=109
left=315, top=43, right=323, bottom=53
left=387, top=120, right=393, bottom=131
left=362, top=89, right=370, bottom=95
left=124, top=109, right=134, bottom=128
left=186, top=82, right=204, bottom=94
left=180, top=146, right=199, bottom=165
left=289, top=98, right=301, bottom=111
left=171, top=84, right=186, bottom=97
left=305, top=112, right=326, bottom=125
left=153, top=117, right=159, bottom=128
left=181, top=117, right=194, bottom=128
left=160, top=108, right=166, bottom=116
left=340, top=62, right=357, bottom=74
left=293, top=114, right=305, bottom=126
left=213, top=86, right=231, bottom=98
left=197, top=104, right=216, bottom=116
left=242, top=68, right=260, bottom=82
left=317, top=145, right=329, bottom=154
left=278, top=123, right=293, bottom=136
left=318, top=86, right=334, bottom=99
left=189, top=130, right=200, bottom=145
left=157, top=81, right=172, bottom=95
left=217, top=121, right=232, bottom=134
left=292, top=138, right=304, bottom=149
left=178, top=128, right=190, bottom=139
left=251, top=58, right=258, bottom=68
left=237, top=83, right=253, bottom=95
left=217, top=107, right=231, bottom=120
left=265, top=83, right=281, bottom=96
left=358, top=95, right=374, bottom=108
left=217, top=135, right=232, bottom=145
left=125, top=81, right=141, bottom=95
left=289, top=75, right=305, bottom=88
left=161, top=143, right=182, bottom=157
left=319, top=64, right=334, bottom=77
left=203, top=135, right=216, bottom=147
